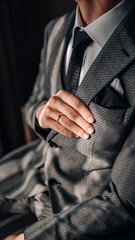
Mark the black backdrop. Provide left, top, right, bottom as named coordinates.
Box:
left=0, top=0, right=76, bottom=157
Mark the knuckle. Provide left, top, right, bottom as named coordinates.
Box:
left=45, top=106, right=52, bottom=115
left=49, top=96, right=58, bottom=105
left=69, top=110, right=77, bottom=119
left=74, top=99, right=81, bottom=109
left=57, top=89, right=65, bottom=96
left=64, top=119, right=72, bottom=129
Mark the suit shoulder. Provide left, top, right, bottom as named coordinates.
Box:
left=45, top=10, right=75, bottom=36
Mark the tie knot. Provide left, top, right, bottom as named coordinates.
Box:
left=72, top=27, right=93, bottom=51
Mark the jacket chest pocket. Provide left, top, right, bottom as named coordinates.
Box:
left=89, top=101, right=127, bottom=169
left=89, top=101, right=127, bottom=124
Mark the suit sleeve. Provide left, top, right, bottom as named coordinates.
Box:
left=24, top=121, right=135, bottom=239
left=24, top=22, right=52, bottom=139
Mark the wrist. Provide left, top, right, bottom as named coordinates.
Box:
left=15, top=233, right=24, bottom=240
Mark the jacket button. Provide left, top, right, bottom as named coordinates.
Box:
left=49, top=178, right=61, bottom=186
left=49, top=141, right=58, bottom=148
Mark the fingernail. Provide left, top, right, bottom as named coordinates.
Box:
left=83, top=133, right=89, bottom=139
left=88, top=117, right=94, bottom=123
left=88, top=127, right=93, bottom=134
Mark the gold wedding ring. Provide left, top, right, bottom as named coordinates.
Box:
left=56, top=113, right=63, bottom=123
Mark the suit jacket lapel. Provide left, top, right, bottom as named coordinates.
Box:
left=75, top=5, right=135, bottom=106
left=47, top=5, right=135, bottom=142
left=48, top=10, right=75, bottom=96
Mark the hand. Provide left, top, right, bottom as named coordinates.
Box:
left=36, top=90, right=94, bottom=139
left=5, top=234, right=24, bottom=240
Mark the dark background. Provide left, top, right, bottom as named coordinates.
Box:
left=0, top=0, right=76, bottom=157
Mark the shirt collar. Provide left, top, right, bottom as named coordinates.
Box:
left=74, top=0, right=133, bottom=48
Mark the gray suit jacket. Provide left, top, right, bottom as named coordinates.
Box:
left=4, top=5, right=135, bottom=240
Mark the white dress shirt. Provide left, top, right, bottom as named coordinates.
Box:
left=65, top=0, right=133, bottom=92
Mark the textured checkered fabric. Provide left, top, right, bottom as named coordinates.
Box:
left=66, top=27, right=93, bottom=94
left=1, top=4, right=135, bottom=240
left=24, top=6, right=135, bottom=239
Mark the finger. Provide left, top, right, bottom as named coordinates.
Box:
left=58, top=114, right=90, bottom=139
left=43, top=106, right=63, bottom=122
left=37, top=108, right=77, bottom=138
left=46, top=118, right=78, bottom=138
left=56, top=90, right=94, bottom=123
left=48, top=97, right=94, bottom=135
left=38, top=106, right=62, bottom=128
left=40, top=107, right=90, bottom=139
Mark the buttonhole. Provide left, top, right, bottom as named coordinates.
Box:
left=49, top=178, right=61, bottom=186
left=122, top=48, right=130, bottom=57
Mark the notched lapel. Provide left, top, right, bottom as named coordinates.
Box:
left=75, top=5, right=135, bottom=107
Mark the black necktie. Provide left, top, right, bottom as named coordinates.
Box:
left=65, top=27, right=93, bottom=94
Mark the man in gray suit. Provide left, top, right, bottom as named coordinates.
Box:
left=1, top=0, right=135, bottom=239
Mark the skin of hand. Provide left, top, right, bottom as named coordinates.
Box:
left=36, top=90, right=95, bottom=140
left=4, top=234, right=24, bottom=240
